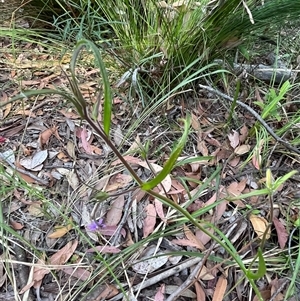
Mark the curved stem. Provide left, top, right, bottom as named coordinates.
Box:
left=147, top=189, right=263, bottom=301
left=84, top=113, right=143, bottom=186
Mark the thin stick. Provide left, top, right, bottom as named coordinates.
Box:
left=166, top=244, right=215, bottom=301
left=199, top=84, right=300, bottom=156
left=109, top=257, right=204, bottom=301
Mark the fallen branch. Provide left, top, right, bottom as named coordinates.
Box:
left=214, top=54, right=298, bottom=84
left=109, top=256, right=204, bottom=301
left=199, top=84, right=300, bottom=156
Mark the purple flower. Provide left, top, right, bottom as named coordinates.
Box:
left=86, top=219, right=106, bottom=232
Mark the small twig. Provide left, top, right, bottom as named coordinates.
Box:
left=31, top=98, right=59, bottom=112
left=199, top=84, right=300, bottom=156
left=0, top=154, right=49, bottom=186
left=269, top=278, right=289, bottom=301
left=109, top=257, right=204, bottom=301
left=166, top=244, right=215, bottom=301
left=43, top=164, right=74, bottom=169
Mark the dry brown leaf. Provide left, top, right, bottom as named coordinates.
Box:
left=155, top=284, right=165, bottom=301
left=204, top=191, right=218, bottom=207
left=132, top=246, right=168, bottom=274
left=111, top=155, right=143, bottom=166
left=27, top=203, right=44, bottom=217
left=273, top=217, right=288, bottom=249
left=198, top=265, right=215, bottom=280
left=195, top=225, right=214, bottom=246
left=96, top=284, right=119, bottom=300
left=63, top=267, right=91, bottom=281
left=215, top=200, right=228, bottom=222
left=79, top=82, right=97, bottom=91
left=50, top=240, right=78, bottom=265
left=253, top=290, right=271, bottom=301
left=57, top=151, right=70, bottom=162
left=105, top=173, right=133, bottom=192
left=194, top=281, right=205, bottom=301
left=106, top=195, right=125, bottom=226
left=79, top=127, right=93, bottom=154
left=66, top=140, right=76, bottom=160
left=270, top=278, right=285, bottom=301
left=255, top=87, right=264, bottom=103
left=20, top=257, right=49, bottom=293
left=154, top=198, right=165, bottom=220
left=239, top=125, right=249, bottom=143
left=90, top=145, right=102, bottom=155
left=171, top=178, right=186, bottom=192
left=0, top=90, right=8, bottom=105
left=212, top=275, right=227, bottom=301
left=14, top=161, right=37, bottom=184
left=22, top=80, right=41, bottom=86
left=2, top=124, right=25, bottom=138
left=39, top=126, right=58, bottom=147
left=48, top=218, right=73, bottom=238
left=226, top=179, right=247, bottom=197
left=15, top=109, right=36, bottom=117
left=197, top=140, right=209, bottom=156
left=9, top=219, right=24, bottom=230
left=132, top=188, right=146, bottom=202
left=113, top=125, right=123, bottom=147
left=2, top=103, right=11, bottom=120
left=206, top=136, right=222, bottom=147
left=58, top=109, right=80, bottom=119
left=143, top=204, right=157, bottom=238
left=185, top=172, right=201, bottom=188
left=228, top=156, right=239, bottom=167
left=171, top=238, right=208, bottom=250
left=249, top=214, right=270, bottom=240
left=191, top=113, right=200, bottom=130
left=234, top=144, right=251, bottom=155
left=184, top=225, right=205, bottom=251
left=99, top=225, right=126, bottom=237
left=86, top=246, right=121, bottom=254
left=228, top=130, right=239, bottom=148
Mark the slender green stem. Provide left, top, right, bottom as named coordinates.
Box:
left=81, top=106, right=262, bottom=300
left=83, top=113, right=143, bottom=186
left=227, top=78, right=240, bottom=126
left=146, top=189, right=263, bottom=301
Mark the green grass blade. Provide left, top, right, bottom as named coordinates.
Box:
left=141, top=115, right=191, bottom=190
left=74, top=39, right=112, bottom=135
left=246, top=247, right=266, bottom=280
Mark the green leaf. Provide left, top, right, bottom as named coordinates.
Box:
left=141, top=115, right=191, bottom=191
left=94, top=191, right=110, bottom=202
left=227, top=188, right=270, bottom=201
left=273, top=170, right=298, bottom=190
left=175, top=156, right=213, bottom=167
left=246, top=247, right=266, bottom=280
left=71, top=40, right=112, bottom=135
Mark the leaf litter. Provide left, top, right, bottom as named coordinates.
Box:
left=0, top=37, right=300, bottom=301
